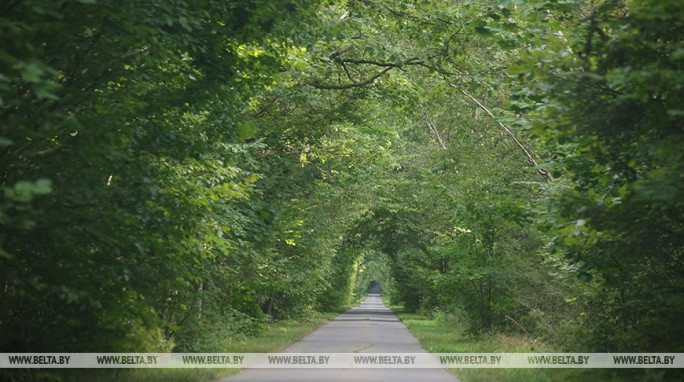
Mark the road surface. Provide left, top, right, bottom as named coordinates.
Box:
left=219, top=293, right=459, bottom=382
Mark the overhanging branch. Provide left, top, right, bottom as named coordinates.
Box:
left=311, top=53, right=459, bottom=89
left=310, top=66, right=394, bottom=90
left=458, top=86, right=554, bottom=182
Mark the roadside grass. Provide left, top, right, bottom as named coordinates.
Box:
left=384, top=299, right=629, bottom=382
left=25, top=311, right=339, bottom=382
left=350, top=291, right=369, bottom=308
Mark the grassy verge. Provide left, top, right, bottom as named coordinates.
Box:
left=350, top=291, right=369, bottom=307
left=19, top=311, right=338, bottom=382
left=383, top=298, right=627, bottom=382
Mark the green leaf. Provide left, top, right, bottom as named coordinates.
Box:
left=179, top=17, right=192, bottom=32
left=4, top=179, right=52, bottom=202
left=33, top=178, right=53, bottom=195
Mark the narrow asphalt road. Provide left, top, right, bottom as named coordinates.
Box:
left=219, top=293, right=459, bottom=382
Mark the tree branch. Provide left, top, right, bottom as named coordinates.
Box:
left=457, top=87, right=553, bottom=182
left=426, top=118, right=447, bottom=149
left=311, top=67, right=394, bottom=89
left=313, top=53, right=461, bottom=90
left=328, top=46, right=354, bottom=60
left=341, top=62, right=358, bottom=84
left=333, top=56, right=421, bottom=67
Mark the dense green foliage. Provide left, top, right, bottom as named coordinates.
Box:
left=515, top=0, right=684, bottom=352
left=1, top=0, right=683, bottom=380
left=0, top=0, right=335, bottom=353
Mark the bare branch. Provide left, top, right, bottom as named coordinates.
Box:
left=413, top=61, right=459, bottom=77
left=328, top=46, right=354, bottom=60
left=426, top=118, right=447, bottom=149
left=313, top=53, right=460, bottom=90
left=505, top=315, right=531, bottom=337
left=333, top=56, right=421, bottom=67
left=310, top=67, right=394, bottom=90
left=341, top=62, right=358, bottom=84
left=457, top=87, right=553, bottom=182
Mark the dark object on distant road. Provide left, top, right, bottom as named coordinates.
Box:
left=368, top=281, right=381, bottom=294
